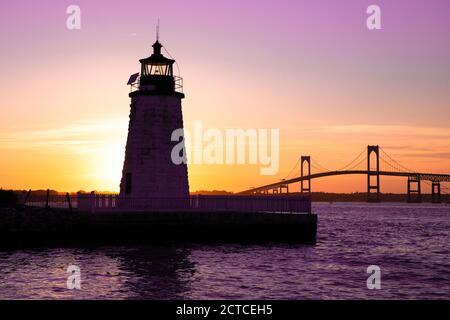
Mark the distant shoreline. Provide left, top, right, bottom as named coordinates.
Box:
left=2, top=189, right=449, bottom=204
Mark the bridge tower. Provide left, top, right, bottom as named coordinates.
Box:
left=301, top=156, right=311, bottom=194
left=431, top=182, right=441, bottom=203
left=407, top=175, right=422, bottom=203
left=367, top=145, right=380, bottom=202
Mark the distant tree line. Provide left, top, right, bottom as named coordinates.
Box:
left=1, top=189, right=448, bottom=204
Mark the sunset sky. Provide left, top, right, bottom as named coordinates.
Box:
left=1, top=0, right=449, bottom=193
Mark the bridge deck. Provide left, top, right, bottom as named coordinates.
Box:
left=239, top=170, right=450, bottom=194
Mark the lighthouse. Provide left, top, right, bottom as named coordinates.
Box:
left=119, top=37, right=189, bottom=208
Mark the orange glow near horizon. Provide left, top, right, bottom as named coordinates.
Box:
left=1, top=62, right=448, bottom=194
left=1, top=118, right=450, bottom=193
left=1, top=58, right=450, bottom=193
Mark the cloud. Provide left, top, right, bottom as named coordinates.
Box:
left=399, top=152, right=450, bottom=159
left=324, top=125, right=450, bottom=139
left=0, top=118, right=127, bottom=154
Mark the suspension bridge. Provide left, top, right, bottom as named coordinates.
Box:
left=239, top=146, right=450, bottom=203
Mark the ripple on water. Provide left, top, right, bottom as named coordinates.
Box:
left=0, top=203, right=448, bottom=299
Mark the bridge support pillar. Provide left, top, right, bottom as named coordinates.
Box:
left=367, top=145, right=380, bottom=202
left=407, top=176, right=422, bottom=203
left=431, top=182, right=441, bottom=203
left=301, top=156, right=311, bottom=194
left=280, top=184, right=289, bottom=194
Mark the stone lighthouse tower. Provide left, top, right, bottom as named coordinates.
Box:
left=119, top=37, right=189, bottom=208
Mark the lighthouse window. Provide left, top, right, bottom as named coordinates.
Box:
left=125, top=173, right=132, bottom=194
left=143, top=63, right=172, bottom=76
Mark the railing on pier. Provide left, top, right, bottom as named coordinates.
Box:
left=77, top=194, right=311, bottom=214
left=21, top=191, right=311, bottom=214
left=19, top=190, right=77, bottom=210
left=191, top=195, right=311, bottom=214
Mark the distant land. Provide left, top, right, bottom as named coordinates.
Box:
left=2, top=189, right=448, bottom=203
left=193, top=191, right=449, bottom=203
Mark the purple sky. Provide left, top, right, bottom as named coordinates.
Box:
left=1, top=0, right=449, bottom=125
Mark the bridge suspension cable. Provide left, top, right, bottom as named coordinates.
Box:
left=379, top=147, right=416, bottom=173
left=310, top=159, right=331, bottom=172
left=336, top=148, right=367, bottom=171
left=282, top=158, right=301, bottom=180
left=379, top=156, right=403, bottom=172
left=348, top=156, right=367, bottom=171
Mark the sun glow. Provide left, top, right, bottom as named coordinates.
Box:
left=0, top=118, right=128, bottom=192
left=94, top=142, right=125, bottom=192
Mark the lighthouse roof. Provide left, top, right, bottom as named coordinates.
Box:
left=139, top=40, right=175, bottom=65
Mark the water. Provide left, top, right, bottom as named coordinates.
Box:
left=0, top=203, right=448, bottom=299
